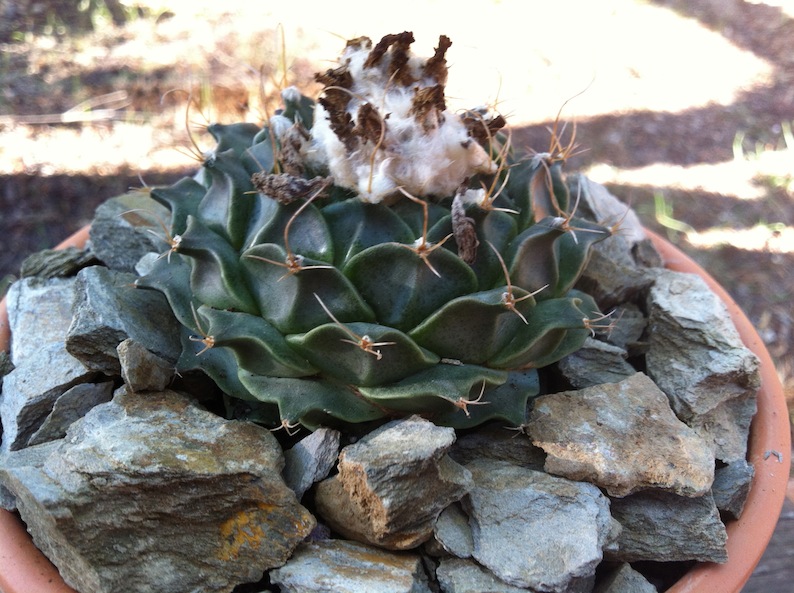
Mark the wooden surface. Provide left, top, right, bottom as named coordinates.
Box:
left=742, top=477, right=794, bottom=592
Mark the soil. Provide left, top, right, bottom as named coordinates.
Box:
left=1, top=0, right=792, bottom=418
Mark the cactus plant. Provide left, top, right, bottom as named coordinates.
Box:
left=136, top=32, right=611, bottom=432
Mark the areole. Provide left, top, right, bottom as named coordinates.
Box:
left=0, top=225, right=789, bottom=593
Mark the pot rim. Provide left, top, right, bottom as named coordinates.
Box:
left=0, top=225, right=789, bottom=593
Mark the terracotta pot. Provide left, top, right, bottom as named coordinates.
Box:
left=0, top=226, right=789, bottom=593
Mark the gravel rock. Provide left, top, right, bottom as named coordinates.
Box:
left=66, top=266, right=181, bottom=374
left=282, top=427, right=341, bottom=500
left=270, top=539, right=432, bottom=593
left=315, top=416, right=471, bottom=550
left=4, top=276, right=76, bottom=365
left=607, top=489, right=728, bottom=563
left=593, top=563, right=656, bottom=593
left=436, top=558, right=530, bottom=593
left=645, top=269, right=760, bottom=462
left=26, top=380, right=114, bottom=445
left=463, top=459, right=618, bottom=593
left=448, top=422, right=546, bottom=470
left=89, top=192, right=169, bottom=273
left=712, top=458, right=755, bottom=519
left=527, top=372, right=715, bottom=498
left=0, top=388, right=315, bottom=593
left=431, top=502, right=474, bottom=559
left=556, top=337, right=636, bottom=389
left=0, top=342, right=94, bottom=453
left=569, top=175, right=655, bottom=308
left=19, top=245, right=98, bottom=279
left=117, top=338, right=174, bottom=392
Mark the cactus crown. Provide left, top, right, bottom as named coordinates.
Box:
left=136, top=32, right=610, bottom=432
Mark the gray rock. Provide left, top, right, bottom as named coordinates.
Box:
left=593, top=563, right=656, bottom=593
left=66, top=266, right=181, bottom=374
left=314, top=416, right=471, bottom=550
left=89, top=192, right=170, bottom=272
left=270, top=539, right=431, bottom=593
left=604, top=303, right=647, bottom=354
left=607, top=489, right=728, bottom=563
left=0, top=351, right=13, bottom=390
left=117, top=338, right=174, bottom=392
left=527, top=373, right=715, bottom=498
left=569, top=175, right=655, bottom=308
left=282, top=427, right=341, bottom=500
left=578, top=248, right=656, bottom=310
left=712, top=458, right=754, bottom=519
left=4, top=276, right=76, bottom=365
left=448, top=422, right=546, bottom=470
left=0, top=439, right=55, bottom=511
left=20, top=246, right=97, bottom=279
left=645, top=269, right=761, bottom=462
left=431, top=502, right=474, bottom=559
left=436, top=558, right=530, bottom=593
left=27, top=380, right=114, bottom=445
left=0, top=388, right=315, bottom=593
left=569, top=176, right=646, bottom=249
left=556, top=337, right=636, bottom=389
left=0, top=342, right=94, bottom=453
left=464, top=459, right=617, bottom=593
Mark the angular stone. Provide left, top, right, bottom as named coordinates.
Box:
left=463, top=459, right=617, bottom=593
left=578, top=248, right=656, bottom=310
left=569, top=175, right=646, bottom=249
left=4, top=276, right=76, bottom=365
left=89, top=192, right=169, bottom=273
left=269, top=539, right=431, bottom=593
left=527, top=373, right=715, bottom=498
left=0, top=389, right=315, bottom=593
left=282, top=427, right=341, bottom=500
left=432, top=502, right=474, bottom=559
left=20, top=246, right=97, bottom=279
left=0, top=351, right=13, bottom=389
left=569, top=175, right=656, bottom=308
left=117, top=338, right=174, bottom=392
left=66, top=266, right=181, bottom=374
left=604, top=303, right=647, bottom=354
left=593, top=563, right=656, bottom=593
left=436, top=558, right=530, bottom=593
left=0, top=342, right=95, bottom=453
left=645, top=269, right=760, bottom=462
left=27, top=380, right=114, bottom=446
left=314, top=416, right=471, bottom=550
left=556, top=337, right=636, bottom=389
left=0, top=439, right=55, bottom=511
left=448, top=422, right=546, bottom=470
left=712, top=458, right=754, bottom=519
left=607, top=489, right=727, bottom=563
left=688, top=391, right=757, bottom=464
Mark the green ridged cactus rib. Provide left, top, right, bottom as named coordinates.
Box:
left=136, top=32, right=611, bottom=431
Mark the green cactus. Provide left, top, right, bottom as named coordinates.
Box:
left=136, top=32, right=610, bottom=431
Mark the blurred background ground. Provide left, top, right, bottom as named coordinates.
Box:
left=0, top=1, right=792, bottom=436
left=0, top=0, right=793, bottom=588
left=0, top=0, right=794, bottom=408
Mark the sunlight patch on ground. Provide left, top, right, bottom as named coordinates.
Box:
left=0, top=122, right=194, bottom=175
left=1, top=0, right=778, bottom=173
left=120, top=0, right=775, bottom=124
left=586, top=139, right=793, bottom=201
left=683, top=224, right=794, bottom=253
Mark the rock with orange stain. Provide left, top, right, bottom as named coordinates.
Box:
left=0, top=388, right=315, bottom=593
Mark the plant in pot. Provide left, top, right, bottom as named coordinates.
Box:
left=0, top=32, right=789, bottom=593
